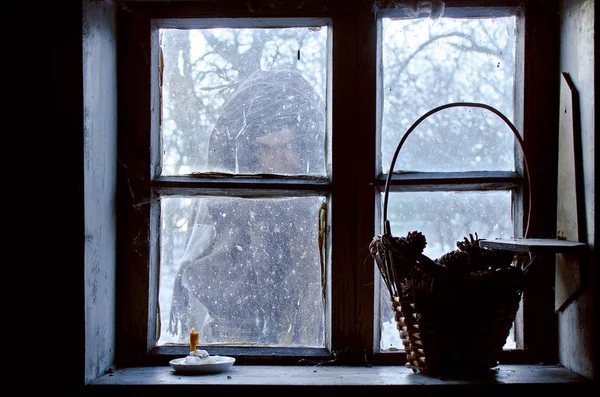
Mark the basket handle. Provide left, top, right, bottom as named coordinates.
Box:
left=382, top=102, right=531, bottom=239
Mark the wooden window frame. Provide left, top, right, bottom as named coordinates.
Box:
left=116, top=0, right=560, bottom=368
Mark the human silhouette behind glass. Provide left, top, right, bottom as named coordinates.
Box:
left=168, top=69, right=326, bottom=346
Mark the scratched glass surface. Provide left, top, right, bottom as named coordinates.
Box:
left=158, top=196, right=326, bottom=347
left=381, top=16, right=517, bottom=173
left=159, top=26, right=328, bottom=177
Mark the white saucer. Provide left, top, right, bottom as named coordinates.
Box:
left=169, top=356, right=235, bottom=374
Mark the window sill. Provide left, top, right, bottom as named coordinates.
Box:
left=86, top=364, right=591, bottom=396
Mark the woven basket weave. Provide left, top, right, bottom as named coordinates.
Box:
left=393, top=274, right=523, bottom=376
left=371, top=102, right=531, bottom=377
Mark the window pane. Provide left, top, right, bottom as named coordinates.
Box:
left=379, top=191, right=513, bottom=349
left=159, top=196, right=326, bottom=347
left=381, top=16, right=516, bottom=172
left=159, top=27, right=328, bottom=176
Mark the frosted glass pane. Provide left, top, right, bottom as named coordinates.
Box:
left=159, top=27, right=328, bottom=176
left=379, top=191, right=513, bottom=350
left=158, top=196, right=326, bottom=347
left=381, top=17, right=517, bottom=172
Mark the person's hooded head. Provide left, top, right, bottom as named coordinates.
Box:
left=207, top=69, right=326, bottom=175
left=168, top=71, right=327, bottom=343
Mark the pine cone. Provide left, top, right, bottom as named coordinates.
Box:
left=456, top=232, right=487, bottom=272
left=405, top=231, right=427, bottom=257
left=456, top=232, right=480, bottom=254
left=480, top=247, right=515, bottom=270
left=456, top=232, right=516, bottom=272
left=436, top=249, right=470, bottom=273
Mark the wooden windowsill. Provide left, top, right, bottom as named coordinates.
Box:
left=85, top=364, right=591, bottom=396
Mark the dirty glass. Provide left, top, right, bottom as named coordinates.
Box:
left=159, top=26, right=328, bottom=176
left=381, top=16, right=517, bottom=173
left=379, top=191, right=513, bottom=349
left=158, top=196, right=326, bottom=347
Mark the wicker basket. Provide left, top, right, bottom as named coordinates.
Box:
left=370, top=102, right=531, bottom=377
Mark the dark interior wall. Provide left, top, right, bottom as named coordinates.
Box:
left=36, top=0, right=85, bottom=394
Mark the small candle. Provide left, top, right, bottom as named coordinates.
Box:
left=190, top=327, right=199, bottom=352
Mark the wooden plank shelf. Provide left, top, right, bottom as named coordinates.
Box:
left=479, top=238, right=586, bottom=254
left=86, top=364, right=591, bottom=396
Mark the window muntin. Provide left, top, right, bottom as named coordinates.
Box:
left=155, top=20, right=331, bottom=349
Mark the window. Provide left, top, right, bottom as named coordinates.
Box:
left=156, top=20, right=331, bottom=349
left=117, top=1, right=549, bottom=368
left=377, top=9, right=521, bottom=350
